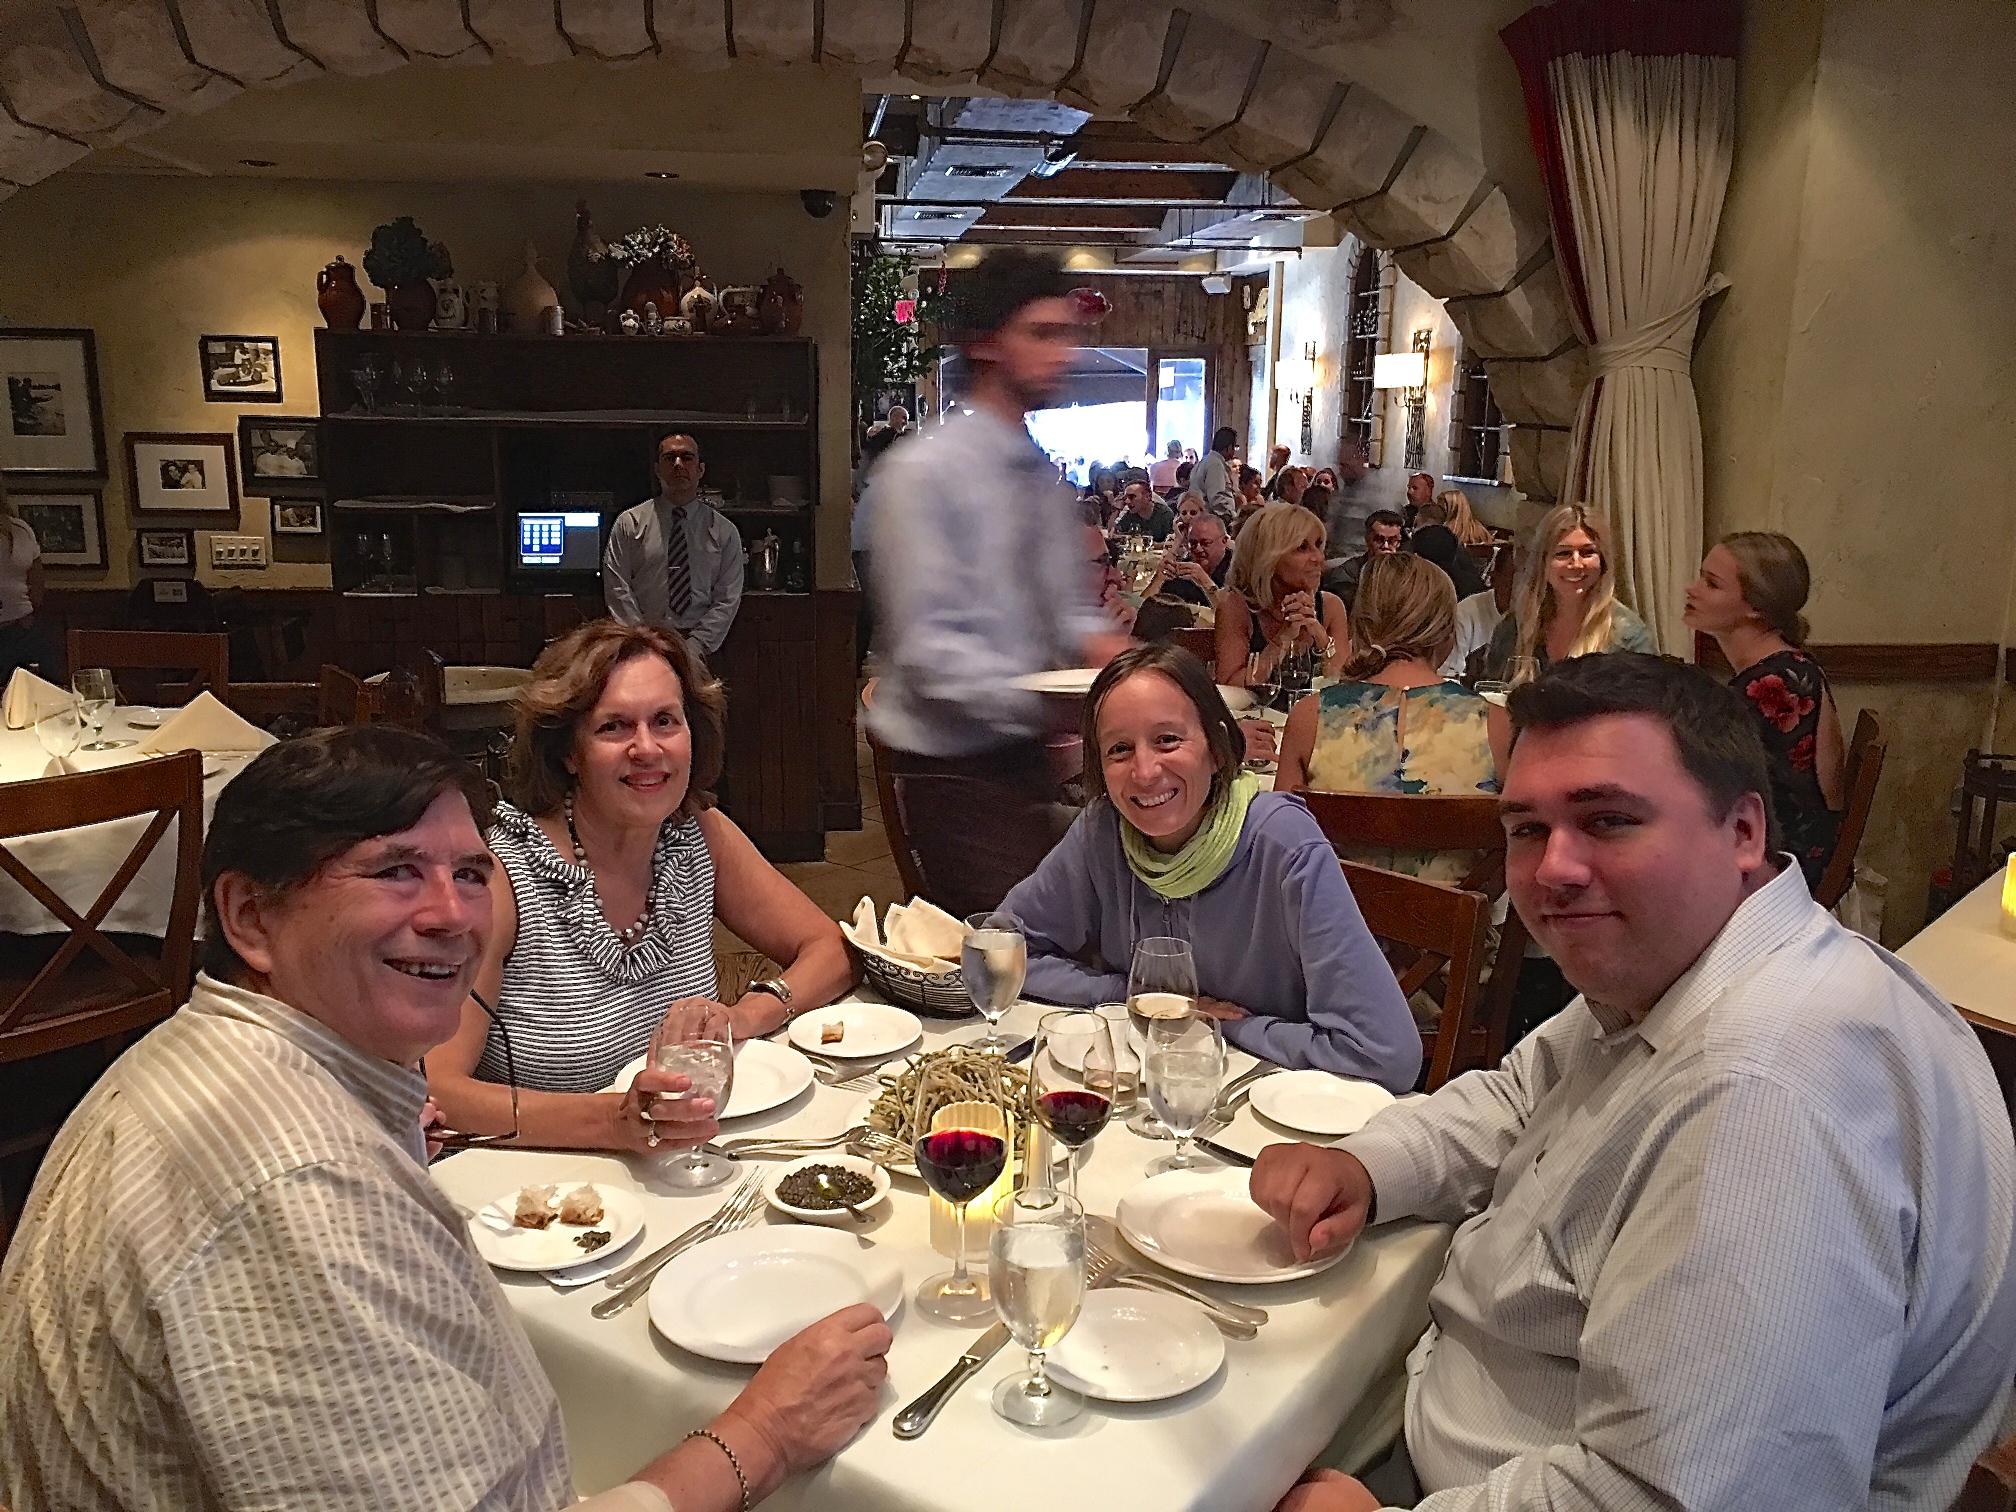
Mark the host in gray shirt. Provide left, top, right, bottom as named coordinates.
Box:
left=604, top=431, right=746, bottom=658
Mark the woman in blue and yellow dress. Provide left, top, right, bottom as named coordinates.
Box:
left=1277, top=552, right=1507, bottom=883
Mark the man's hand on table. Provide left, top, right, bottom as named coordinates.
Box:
left=1193, top=996, right=1251, bottom=1023
left=1274, top=1469, right=1383, bottom=1512
left=721, top=1304, right=894, bottom=1478
left=1250, top=1144, right=1374, bottom=1262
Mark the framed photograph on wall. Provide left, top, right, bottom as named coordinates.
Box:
left=0, top=328, right=107, bottom=476
left=238, top=415, right=320, bottom=494
left=271, top=499, right=325, bottom=536
left=200, top=335, right=283, bottom=403
left=125, top=432, right=240, bottom=521
left=14, top=489, right=106, bottom=568
left=137, top=528, right=194, bottom=569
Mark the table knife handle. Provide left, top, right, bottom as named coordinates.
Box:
left=891, top=1355, right=983, bottom=1440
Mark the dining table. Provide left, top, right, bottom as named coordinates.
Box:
left=0, top=706, right=255, bottom=935
left=1896, top=870, right=2016, bottom=1064
left=430, top=995, right=1453, bottom=1512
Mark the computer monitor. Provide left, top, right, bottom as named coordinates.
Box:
left=516, top=511, right=601, bottom=573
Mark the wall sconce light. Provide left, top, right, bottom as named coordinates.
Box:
left=1371, top=350, right=1427, bottom=392
left=1373, top=331, right=1434, bottom=469
left=1278, top=340, right=1318, bottom=401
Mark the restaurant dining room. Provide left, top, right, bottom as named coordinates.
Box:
left=2, top=0, right=2015, bottom=1509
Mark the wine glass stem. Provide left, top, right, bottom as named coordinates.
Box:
left=950, top=1204, right=970, bottom=1289
left=1026, top=1349, right=1050, bottom=1398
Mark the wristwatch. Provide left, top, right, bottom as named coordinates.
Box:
left=745, top=978, right=793, bottom=1009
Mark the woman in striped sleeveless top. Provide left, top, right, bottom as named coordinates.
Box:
left=425, top=621, right=853, bottom=1153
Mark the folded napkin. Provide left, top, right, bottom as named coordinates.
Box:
left=134, top=691, right=275, bottom=756
left=841, top=896, right=961, bottom=976
left=884, top=896, right=964, bottom=959
left=4, top=668, right=72, bottom=730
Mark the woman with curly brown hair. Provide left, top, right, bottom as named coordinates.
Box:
left=425, top=619, right=852, bottom=1153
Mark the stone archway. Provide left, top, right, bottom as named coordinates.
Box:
left=0, top=0, right=1582, bottom=496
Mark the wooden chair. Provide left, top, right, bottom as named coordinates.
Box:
left=0, top=751, right=203, bottom=1228
left=376, top=649, right=445, bottom=734
left=66, top=629, right=230, bottom=707
left=1814, top=709, right=1888, bottom=911
left=1947, top=748, right=2016, bottom=899
left=317, top=665, right=377, bottom=726
left=1299, top=790, right=1529, bottom=1072
left=1339, top=860, right=1491, bottom=1092
left=1172, top=625, right=1217, bottom=666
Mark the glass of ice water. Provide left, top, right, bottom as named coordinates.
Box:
left=962, top=909, right=1027, bottom=1054
left=988, top=1187, right=1086, bottom=1427
left=646, top=1000, right=737, bottom=1190
left=1143, top=1013, right=1225, bottom=1174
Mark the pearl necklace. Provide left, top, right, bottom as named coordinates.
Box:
left=564, top=792, right=652, bottom=946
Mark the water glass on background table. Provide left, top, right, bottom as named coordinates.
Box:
left=962, top=909, right=1026, bottom=1054
left=988, top=1188, right=1086, bottom=1427
left=1126, top=936, right=1197, bottom=1138
left=72, top=668, right=131, bottom=751
left=34, top=698, right=82, bottom=765
left=647, top=1001, right=737, bottom=1190
left=1143, top=1014, right=1224, bottom=1175
left=1030, top=1011, right=1115, bottom=1201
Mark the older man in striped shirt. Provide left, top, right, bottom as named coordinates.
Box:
left=1256, top=654, right=2016, bottom=1512
left=0, top=726, right=890, bottom=1512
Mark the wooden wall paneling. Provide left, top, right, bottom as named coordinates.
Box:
left=815, top=589, right=863, bottom=833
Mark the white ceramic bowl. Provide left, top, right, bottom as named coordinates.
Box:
left=763, top=1154, right=893, bottom=1226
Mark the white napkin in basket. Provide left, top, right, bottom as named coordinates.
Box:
left=841, top=896, right=961, bottom=975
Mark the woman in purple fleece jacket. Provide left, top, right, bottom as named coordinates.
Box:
left=1001, top=644, right=1420, bottom=1090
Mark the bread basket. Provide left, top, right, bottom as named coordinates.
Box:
left=852, top=947, right=976, bottom=1019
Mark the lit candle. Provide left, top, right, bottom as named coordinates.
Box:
left=2001, top=855, right=2016, bottom=940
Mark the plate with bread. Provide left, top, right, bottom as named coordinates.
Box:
left=787, top=1001, right=923, bottom=1059
left=468, top=1182, right=645, bottom=1273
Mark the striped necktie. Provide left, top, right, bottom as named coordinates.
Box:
left=664, top=504, right=692, bottom=619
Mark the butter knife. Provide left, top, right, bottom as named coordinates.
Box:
left=601, top=1214, right=719, bottom=1290
left=892, top=1322, right=1011, bottom=1439
left=1197, top=1136, right=1256, bottom=1168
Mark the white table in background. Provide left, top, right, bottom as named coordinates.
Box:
left=1897, top=873, right=2016, bottom=1039
left=0, top=709, right=250, bottom=935
left=431, top=999, right=1451, bottom=1512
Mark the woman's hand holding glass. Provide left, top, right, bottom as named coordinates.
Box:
left=644, top=998, right=738, bottom=1187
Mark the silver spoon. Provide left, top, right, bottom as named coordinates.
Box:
left=813, top=1169, right=872, bottom=1223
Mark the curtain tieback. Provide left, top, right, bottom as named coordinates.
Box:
left=1587, top=273, right=1731, bottom=378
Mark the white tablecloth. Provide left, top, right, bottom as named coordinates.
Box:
left=430, top=999, right=1452, bottom=1511
left=1898, top=873, right=2016, bottom=1035
left=0, top=710, right=250, bottom=935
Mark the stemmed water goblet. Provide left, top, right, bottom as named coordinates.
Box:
left=645, top=1000, right=737, bottom=1190
left=988, top=1187, right=1086, bottom=1428
left=34, top=697, right=82, bottom=767
left=71, top=668, right=130, bottom=750
left=1030, top=1011, right=1115, bottom=1201
left=1143, top=1013, right=1225, bottom=1174
left=1125, top=936, right=1196, bottom=1137
left=961, top=909, right=1026, bottom=1054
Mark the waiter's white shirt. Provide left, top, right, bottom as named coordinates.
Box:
left=603, top=492, right=745, bottom=656
left=1342, top=862, right=2016, bottom=1512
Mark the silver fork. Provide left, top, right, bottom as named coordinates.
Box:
left=847, top=1128, right=911, bottom=1165
left=1083, top=1235, right=1270, bottom=1329
left=1083, top=1243, right=1257, bottom=1340
left=717, top=1125, right=869, bottom=1158
left=592, top=1174, right=765, bottom=1317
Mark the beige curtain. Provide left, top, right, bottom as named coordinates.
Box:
left=1550, top=50, right=1735, bottom=653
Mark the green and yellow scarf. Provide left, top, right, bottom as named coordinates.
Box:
left=1120, top=771, right=1262, bottom=900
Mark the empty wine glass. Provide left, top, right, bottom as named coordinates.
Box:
left=71, top=668, right=130, bottom=751
left=1143, top=1013, right=1224, bottom=1174
left=1126, top=936, right=1197, bottom=1137
left=350, top=360, right=381, bottom=414
left=988, top=1187, right=1085, bottom=1427
left=646, top=1000, right=737, bottom=1190
left=961, top=909, right=1026, bottom=1054
left=1030, top=1011, right=1115, bottom=1201
left=34, top=698, right=82, bottom=765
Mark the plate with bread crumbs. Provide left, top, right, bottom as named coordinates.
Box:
left=468, top=1182, right=644, bottom=1273
left=786, top=1001, right=923, bottom=1060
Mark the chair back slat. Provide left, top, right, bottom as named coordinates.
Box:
left=67, top=629, right=230, bottom=706
left=317, top=665, right=376, bottom=726
left=1339, top=860, right=1490, bottom=1092
left=1814, top=709, right=1886, bottom=910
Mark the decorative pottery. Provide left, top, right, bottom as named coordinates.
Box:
left=317, top=257, right=366, bottom=330
left=714, top=285, right=763, bottom=335
left=504, top=242, right=560, bottom=334
left=386, top=284, right=437, bottom=332
left=567, top=200, right=619, bottom=322
left=432, top=278, right=467, bottom=329
left=679, top=281, right=716, bottom=333
left=758, top=267, right=803, bottom=336
left=622, top=257, right=686, bottom=319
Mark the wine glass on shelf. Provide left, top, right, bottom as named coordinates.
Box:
left=34, top=697, right=82, bottom=767
left=645, top=1000, right=738, bottom=1190
left=1030, top=1011, right=1115, bottom=1202
left=350, top=360, right=381, bottom=415
left=1143, top=1014, right=1225, bottom=1175
left=1125, top=936, right=1197, bottom=1137
left=71, top=668, right=130, bottom=751
left=988, top=1187, right=1086, bottom=1428
left=961, top=909, right=1026, bottom=1054
left=911, top=1066, right=1009, bottom=1324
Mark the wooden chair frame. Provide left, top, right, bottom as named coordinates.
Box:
left=67, top=629, right=230, bottom=706
left=1814, top=708, right=1887, bottom=910
left=317, top=664, right=376, bottom=726
left=0, top=750, right=203, bottom=1063
left=1338, top=860, right=1491, bottom=1091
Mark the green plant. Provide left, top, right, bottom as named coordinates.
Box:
left=362, top=216, right=453, bottom=290
left=853, top=251, right=942, bottom=392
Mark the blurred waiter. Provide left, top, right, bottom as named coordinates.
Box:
left=604, top=430, right=745, bottom=660
left=868, top=251, right=1129, bottom=916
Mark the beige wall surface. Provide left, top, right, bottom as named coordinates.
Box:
left=1694, top=0, right=2016, bottom=937
left=0, top=172, right=852, bottom=589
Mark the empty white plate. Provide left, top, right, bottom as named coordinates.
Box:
left=648, top=1224, right=904, bottom=1363
left=1248, top=1071, right=1395, bottom=1138
left=787, top=1001, right=923, bottom=1060
left=611, top=1038, right=815, bottom=1120
left=1116, top=1167, right=1351, bottom=1285
left=468, top=1184, right=644, bottom=1273
left=1046, top=1288, right=1225, bottom=1402
left=1044, top=1003, right=1139, bottom=1075
left=1013, top=669, right=1254, bottom=714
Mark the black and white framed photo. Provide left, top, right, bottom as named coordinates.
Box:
left=237, top=415, right=320, bottom=494
left=137, top=527, right=194, bottom=569
left=125, top=432, right=240, bottom=521
left=1, top=328, right=107, bottom=476
left=271, top=499, right=325, bottom=536
left=14, top=489, right=106, bottom=568
left=199, top=335, right=283, bottom=403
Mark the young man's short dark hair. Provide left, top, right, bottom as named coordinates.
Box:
left=946, top=248, right=1072, bottom=344
left=1365, top=509, right=1405, bottom=538
left=1507, top=652, right=1782, bottom=854
left=1211, top=426, right=1237, bottom=454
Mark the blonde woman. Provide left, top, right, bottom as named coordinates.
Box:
left=1277, top=554, right=1505, bottom=882
left=1482, top=504, right=1655, bottom=679
left=1214, top=503, right=1351, bottom=688
left=0, top=471, right=46, bottom=682
left=1434, top=486, right=1495, bottom=548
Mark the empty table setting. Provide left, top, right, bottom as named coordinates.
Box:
left=428, top=994, right=1450, bottom=1512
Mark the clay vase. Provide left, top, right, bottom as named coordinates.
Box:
left=317, top=256, right=366, bottom=329
left=758, top=266, right=803, bottom=336
left=622, top=257, right=687, bottom=319
left=386, top=283, right=436, bottom=332
left=505, top=241, right=561, bottom=334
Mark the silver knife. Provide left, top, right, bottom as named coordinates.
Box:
left=1197, top=1136, right=1256, bottom=1168
left=892, top=1322, right=1011, bottom=1439
left=601, top=1213, right=719, bottom=1290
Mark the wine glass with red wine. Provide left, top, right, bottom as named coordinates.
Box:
left=911, top=1068, right=1008, bottom=1324
left=1031, top=1011, right=1115, bottom=1201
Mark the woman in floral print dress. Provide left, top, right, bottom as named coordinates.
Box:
left=1684, top=532, right=1846, bottom=888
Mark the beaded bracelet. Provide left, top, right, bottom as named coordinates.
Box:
left=685, top=1427, right=750, bottom=1512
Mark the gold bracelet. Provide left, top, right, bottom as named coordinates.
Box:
left=686, top=1428, right=749, bottom=1512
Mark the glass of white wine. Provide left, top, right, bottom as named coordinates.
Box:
left=1126, top=936, right=1196, bottom=1138
left=72, top=667, right=131, bottom=751
left=988, top=1187, right=1085, bottom=1427
left=1143, top=1014, right=1225, bottom=1174
left=645, top=1000, right=737, bottom=1190
left=961, top=909, right=1026, bottom=1054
